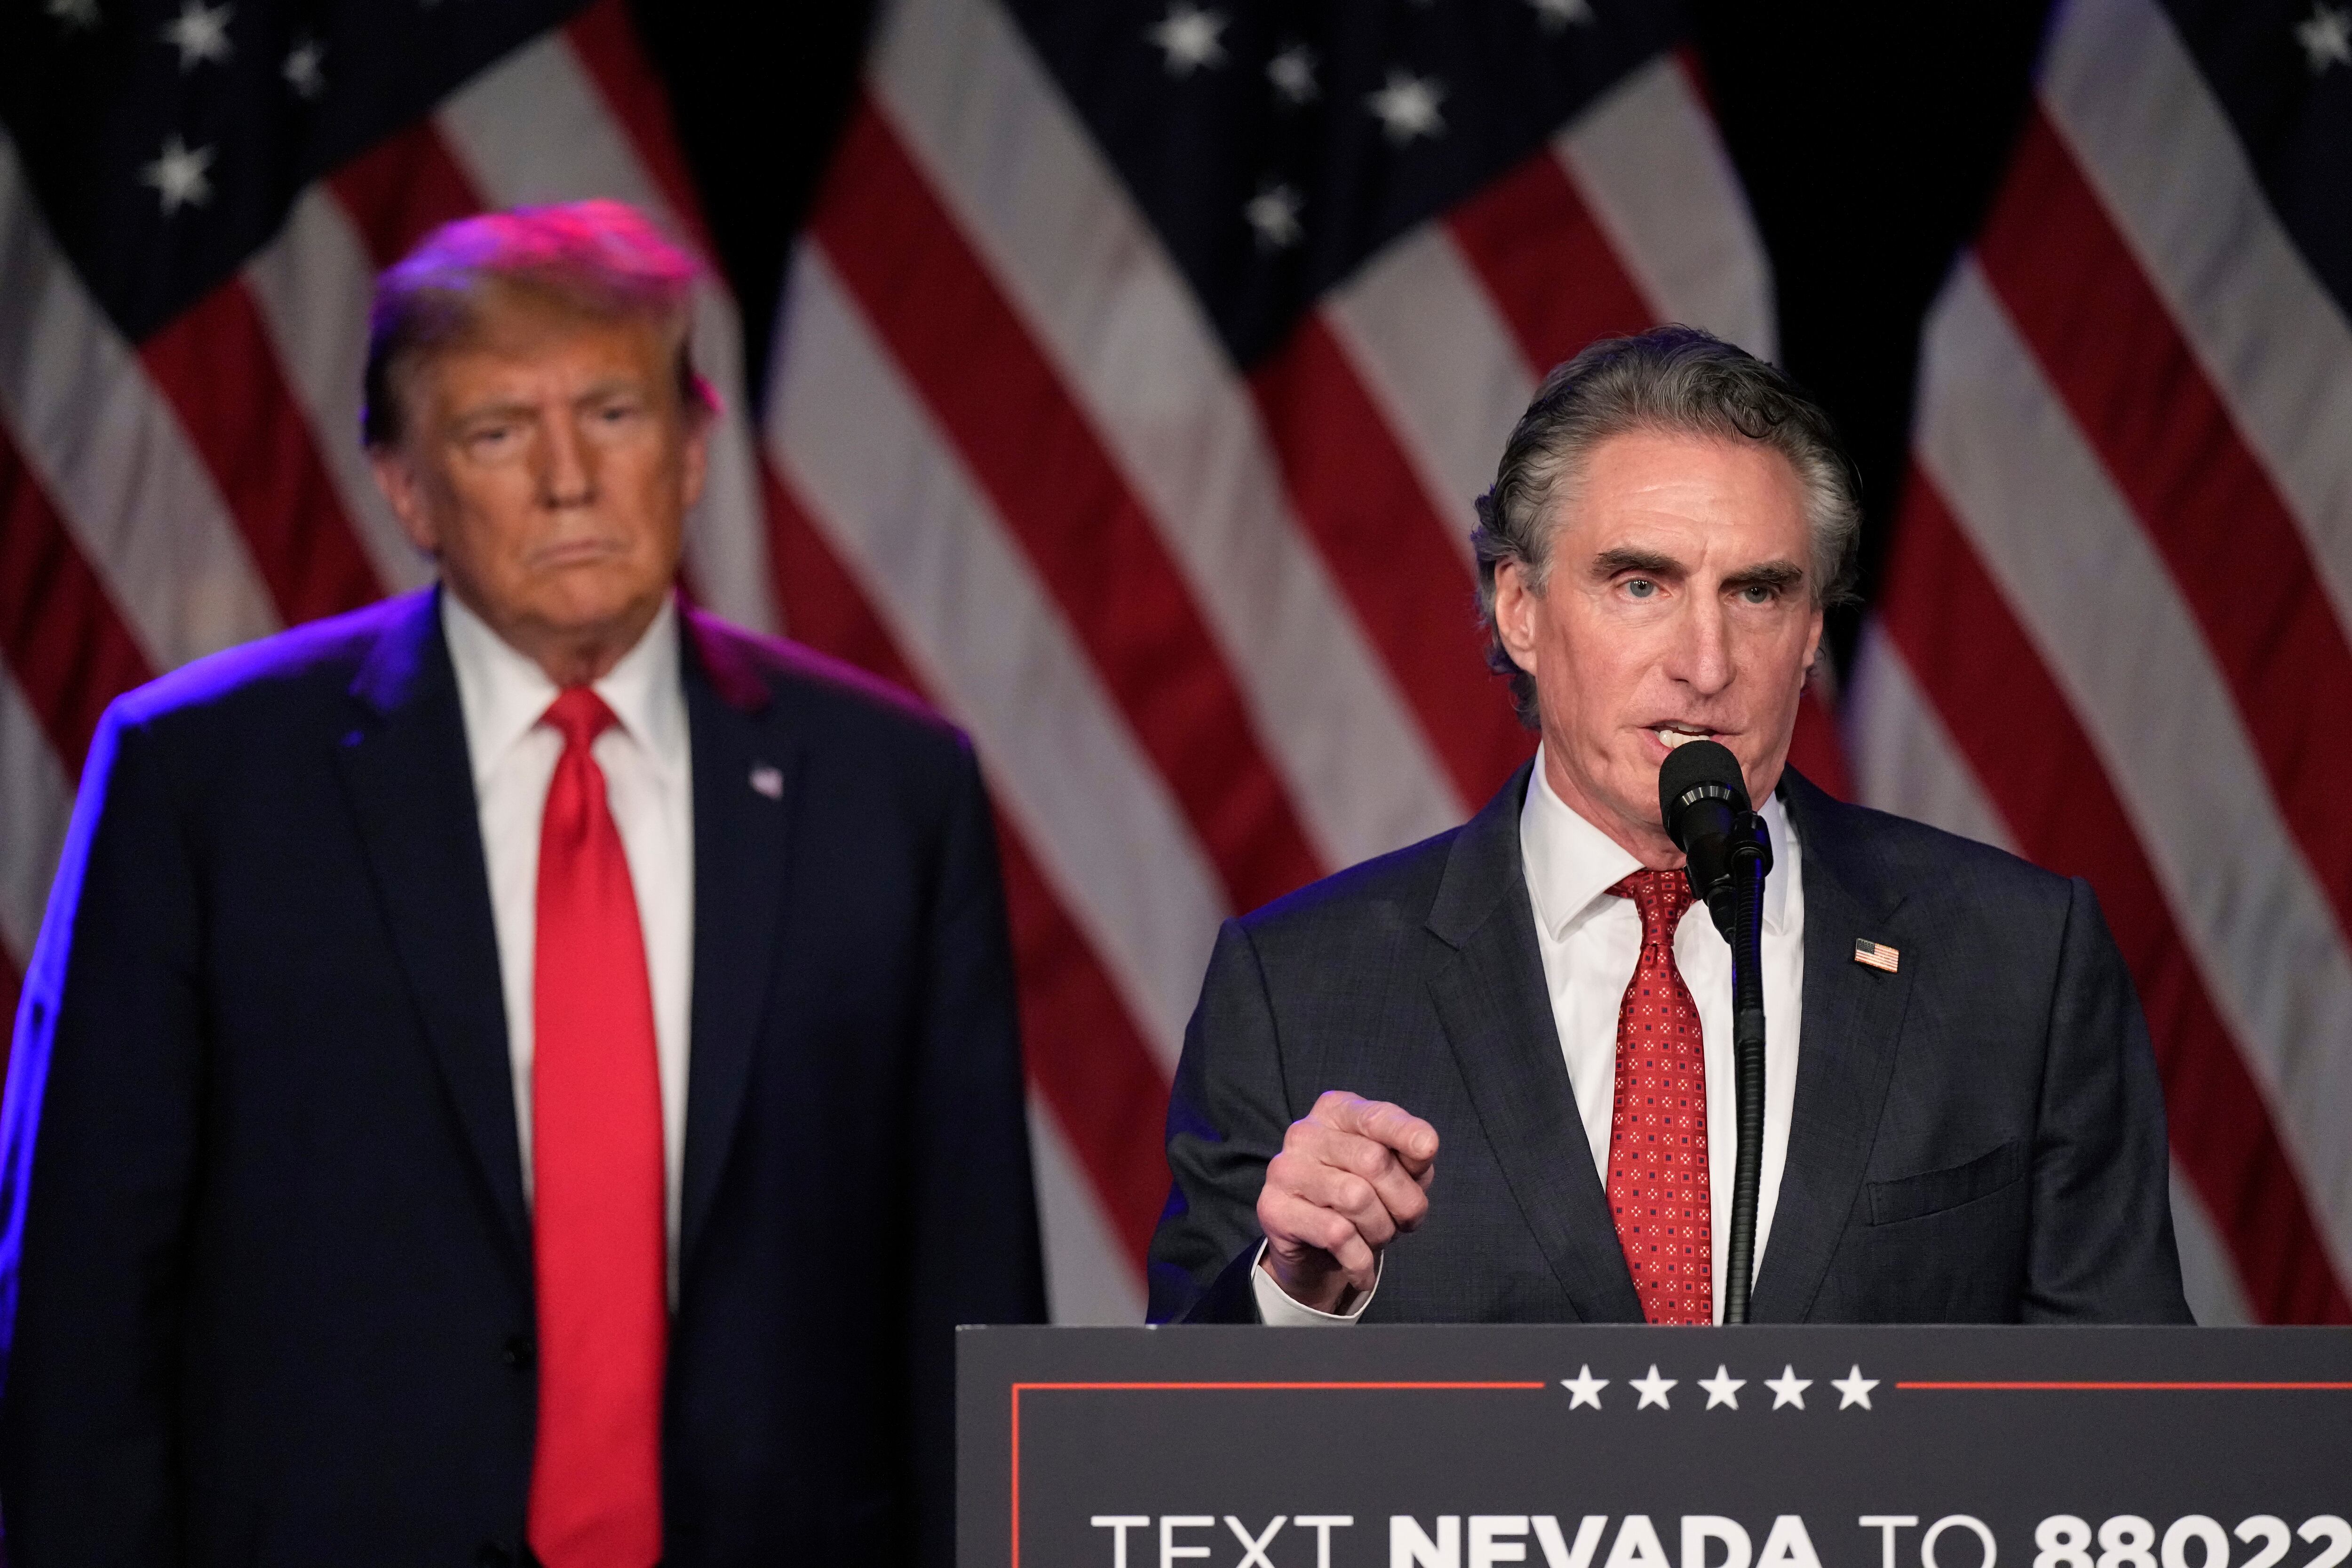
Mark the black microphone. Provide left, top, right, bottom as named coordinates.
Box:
left=1657, top=740, right=1772, bottom=938
left=1656, top=740, right=1772, bottom=1324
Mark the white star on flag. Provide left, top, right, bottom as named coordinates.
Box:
left=1244, top=183, right=1303, bottom=250
left=1147, top=3, right=1228, bottom=77
left=1832, top=1365, right=1880, bottom=1409
left=1560, top=1364, right=1608, bottom=1409
left=140, top=134, right=216, bottom=215
left=283, top=37, right=326, bottom=98
left=1630, top=1363, right=1677, bottom=1409
left=1530, top=0, right=1597, bottom=31
left=1267, top=43, right=1320, bottom=104
left=1698, top=1364, right=1745, bottom=1409
left=46, top=0, right=101, bottom=31
left=1764, top=1364, right=1812, bottom=1409
left=1366, top=69, right=1447, bottom=144
left=159, top=0, right=234, bottom=71
left=2296, top=3, right=2352, bottom=71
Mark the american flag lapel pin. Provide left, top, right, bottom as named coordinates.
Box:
left=1853, top=938, right=1900, bottom=973
left=749, top=763, right=784, bottom=800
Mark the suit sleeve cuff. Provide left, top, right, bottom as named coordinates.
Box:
left=1248, top=1241, right=1381, bottom=1325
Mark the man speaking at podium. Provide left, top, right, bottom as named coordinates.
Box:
left=1149, top=327, right=2189, bottom=1329
left=0, top=204, right=1042, bottom=1566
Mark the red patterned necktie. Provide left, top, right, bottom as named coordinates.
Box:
left=528, top=688, right=666, bottom=1568
left=1604, top=868, right=1713, bottom=1325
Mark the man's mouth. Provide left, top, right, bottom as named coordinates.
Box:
left=1649, top=724, right=1722, bottom=751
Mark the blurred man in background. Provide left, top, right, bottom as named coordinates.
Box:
left=0, top=200, right=1042, bottom=1567
left=1150, top=326, right=2187, bottom=1329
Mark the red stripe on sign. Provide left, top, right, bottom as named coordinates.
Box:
left=0, top=424, right=153, bottom=776
left=1446, top=144, right=1656, bottom=374
left=328, top=119, right=485, bottom=269
left=562, top=0, right=717, bottom=257
left=1881, top=471, right=2352, bottom=1324
left=763, top=461, right=1171, bottom=1268
left=811, top=98, right=1324, bottom=913
left=1252, top=316, right=1536, bottom=809
left=1979, top=109, right=2352, bottom=957
left=138, top=280, right=384, bottom=628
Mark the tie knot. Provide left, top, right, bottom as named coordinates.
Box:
left=540, top=687, right=618, bottom=752
left=1608, top=867, right=1696, bottom=946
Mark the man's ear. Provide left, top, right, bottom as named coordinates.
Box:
left=1492, top=560, right=1541, bottom=677
left=676, top=406, right=711, bottom=516
left=369, top=446, right=440, bottom=557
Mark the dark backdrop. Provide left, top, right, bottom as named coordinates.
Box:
left=625, top=0, right=2058, bottom=672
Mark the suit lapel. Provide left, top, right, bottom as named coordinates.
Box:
left=1747, top=772, right=1917, bottom=1321
left=333, top=589, right=530, bottom=1272
left=1425, top=765, right=1644, bottom=1323
left=676, top=611, right=796, bottom=1273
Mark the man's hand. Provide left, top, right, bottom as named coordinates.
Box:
left=1256, top=1091, right=1438, bottom=1314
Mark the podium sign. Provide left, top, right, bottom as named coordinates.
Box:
left=957, top=1326, right=2351, bottom=1568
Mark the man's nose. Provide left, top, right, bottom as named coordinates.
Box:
left=1665, top=597, right=1734, bottom=695
left=536, top=414, right=596, bottom=508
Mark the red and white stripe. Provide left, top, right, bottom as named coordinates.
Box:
left=1851, top=0, right=2352, bottom=1323
left=1323, top=53, right=1776, bottom=567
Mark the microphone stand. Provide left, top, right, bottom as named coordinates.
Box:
left=1721, top=823, right=1770, bottom=1325
left=1658, top=743, right=1773, bottom=1324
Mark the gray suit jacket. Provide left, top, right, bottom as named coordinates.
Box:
left=1148, top=763, right=2190, bottom=1325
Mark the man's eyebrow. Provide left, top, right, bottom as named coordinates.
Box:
left=450, top=398, right=538, bottom=426
left=1590, top=546, right=1683, bottom=578
left=1723, top=559, right=1807, bottom=592
left=574, top=375, right=648, bottom=401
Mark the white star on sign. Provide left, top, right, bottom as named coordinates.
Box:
left=1530, top=0, right=1596, bottom=31
left=141, top=134, right=216, bottom=215
left=159, top=0, right=233, bottom=71
left=1560, top=1364, right=1608, bottom=1409
left=1267, top=43, right=1319, bottom=104
left=47, top=0, right=101, bottom=31
left=1764, top=1364, right=1812, bottom=1409
left=1698, top=1364, right=1746, bottom=1409
left=1147, top=3, right=1227, bottom=77
left=283, top=36, right=326, bottom=98
left=1630, top=1364, right=1677, bottom=1409
left=1366, top=69, right=1447, bottom=144
left=2296, top=3, right=2352, bottom=71
left=1244, top=182, right=1303, bottom=250
left=1832, top=1365, right=1880, bottom=1409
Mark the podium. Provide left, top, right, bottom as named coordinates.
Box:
left=957, top=1325, right=2352, bottom=1568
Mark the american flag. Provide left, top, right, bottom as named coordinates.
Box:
left=1848, top=0, right=2352, bottom=1323
left=755, top=0, right=1849, bottom=1322
left=0, top=0, right=2339, bottom=1334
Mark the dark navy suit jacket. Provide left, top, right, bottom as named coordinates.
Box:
left=1149, top=763, right=2190, bottom=1326
left=0, top=588, right=1045, bottom=1567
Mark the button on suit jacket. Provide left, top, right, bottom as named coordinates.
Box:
left=0, top=589, right=1045, bottom=1567
left=1148, top=763, right=2189, bottom=1326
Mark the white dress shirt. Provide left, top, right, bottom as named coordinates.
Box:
left=441, top=591, right=696, bottom=1279
left=1255, top=746, right=1805, bottom=1325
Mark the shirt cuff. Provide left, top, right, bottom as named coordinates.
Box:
left=1248, top=1241, right=1381, bottom=1325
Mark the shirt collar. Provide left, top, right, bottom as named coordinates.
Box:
left=1518, top=743, right=1796, bottom=941
left=441, top=587, right=688, bottom=788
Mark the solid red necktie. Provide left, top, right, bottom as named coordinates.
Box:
left=528, top=688, right=666, bottom=1568
left=1605, top=868, right=1713, bottom=1325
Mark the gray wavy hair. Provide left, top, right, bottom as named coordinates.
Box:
left=1470, top=325, right=1862, bottom=728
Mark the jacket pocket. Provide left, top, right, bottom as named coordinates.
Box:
left=1867, top=1137, right=2028, bottom=1226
